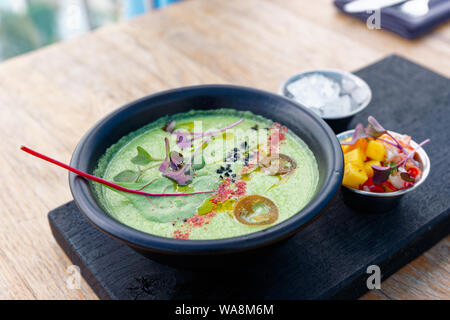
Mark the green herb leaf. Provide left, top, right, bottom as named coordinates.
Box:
left=113, top=170, right=139, bottom=183
left=131, top=146, right=153, bottom=166
left=111, top=176, right=219, bottom=223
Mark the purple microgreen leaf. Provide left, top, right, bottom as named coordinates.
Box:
left=340, top=123, right=368, bottom=145
left=365, top=116, right=386, bottom=137
left=159, top=137, right=170, bottom=172
left=159, top=137, right=192, bottom=185
left=176, top=132, right=192, bottom=150
left=161, top=167, right=193, bottom=186
left=174, top=119, right=244, bottom=148
left=163, top=120, right=176, bottom=133
left=160, top=120, right=244, bottom=184
left=159, top=137, right=210, bottom=186
left=400, top=172, right=415, bottom=182
left=169, top=151, right=184, bottom=170
left=372, top=165, right=392, bottom=184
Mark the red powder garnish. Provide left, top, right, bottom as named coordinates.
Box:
left=211, top=177, right=247, bottom=204
left=213, top=179, right=232, bottom=203
left=234, top=180, right=247, bottom=197
left=172, top=211, right=217, bottom=239
left=173, top=230, right=190, bottom=239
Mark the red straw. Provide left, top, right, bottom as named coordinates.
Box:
left=20, top=146, right=214, bottom=197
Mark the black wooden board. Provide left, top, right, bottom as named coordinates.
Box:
left=49, top=55, right=450, bottom=300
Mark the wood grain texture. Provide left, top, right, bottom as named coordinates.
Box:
left=0, top=0, right=448, bottom=300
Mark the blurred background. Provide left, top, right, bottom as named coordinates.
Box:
left=0, top=0, right=182, bottom=62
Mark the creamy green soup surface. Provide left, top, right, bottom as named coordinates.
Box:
left=94, top=109, right=319, bottom=240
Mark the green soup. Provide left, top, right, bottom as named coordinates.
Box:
left=94, top=109, right=319, bottom=240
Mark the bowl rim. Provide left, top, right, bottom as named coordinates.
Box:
left=337, top=129, right=430, bottom=198
left=278, top=69, right=372, bottom=120
left=69, top=84, right=344, bottom=255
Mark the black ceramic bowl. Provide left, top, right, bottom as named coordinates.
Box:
left=69, top=85, right=343, bottom=264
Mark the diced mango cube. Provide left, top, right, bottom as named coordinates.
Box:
left=344, top=148, right=365, bottom=168
left=342, top=163, right=368, bottom=188
left=341, top=144, right=351, bottom=154
left=340, top=137, right=352, bottom=154
left=355, top=138, right=368, bottom=153
left=366, top=140, right=386, bottom=161
left=340, top=137, right=368, bottom=154
left=364, top=160, right=381, bottom=178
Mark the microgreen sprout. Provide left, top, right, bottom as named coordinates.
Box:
left=172, top=119, right=243, bottom=150
left=21, top=146, right=214, bottom=197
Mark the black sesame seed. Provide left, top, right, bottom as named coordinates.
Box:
left=219, top=175, right=224, bottom=179
left=231, top=173, right=236, bottom=178
left=224, top=172, right=230, bottom=177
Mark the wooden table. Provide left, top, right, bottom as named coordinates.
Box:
left=0, top=0, right=448, bottom=300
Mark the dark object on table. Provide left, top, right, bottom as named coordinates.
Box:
left=334, top=0, right=450, bottom=39
left=69, top=85, right=343, bottom=263
left=49, top=55, right=450, bottom=300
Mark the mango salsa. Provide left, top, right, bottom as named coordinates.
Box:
left=341, top=137, right=352, bottom=153
left=366, top=140, right=386, bottom=161
left=354, top=138, right=368, bottom=153
left=341, top=138, right=368, bottom=154
left=344, top=148, right=365, bottom=168
left=364, top=160, right=381, bottom=178
left=342, top=162, right=368, bottom=188
left=339, top=116, right=429, bottom=193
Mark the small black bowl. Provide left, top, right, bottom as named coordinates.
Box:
left=69, top=85, right=343, bottom=265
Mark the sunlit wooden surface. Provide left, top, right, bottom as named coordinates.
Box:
left=0, top=0, right=448, bottom=299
